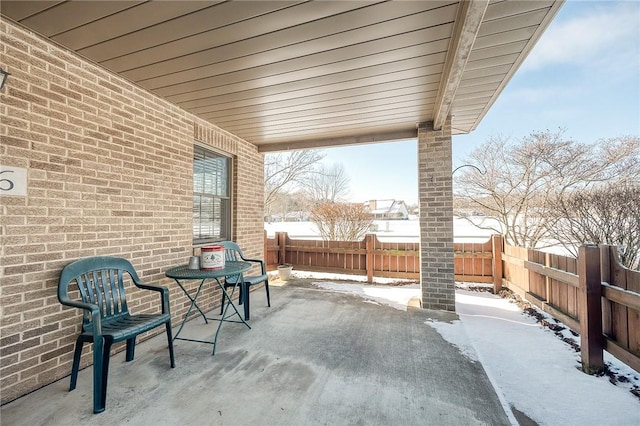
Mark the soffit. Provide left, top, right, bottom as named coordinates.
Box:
left=1, top=0, right=562, bottom=151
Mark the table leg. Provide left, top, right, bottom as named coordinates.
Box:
left=173, top=278, right=208, bottom=342
left=211, top=275, right=251, bottom=355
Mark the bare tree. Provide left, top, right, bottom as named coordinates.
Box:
left=268, top=190, right=313, bottom=222
left=303, top=163, right=350, bottom=204
left=454, top=130, right=639, bottom=249
left=264, top=150, right=324, bottom=218
left=311, top=202, right=372, bottom=241
left=550, top=184, right=640, bottom=269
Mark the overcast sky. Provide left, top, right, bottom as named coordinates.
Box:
left=318, top=0, right=640, bottom=205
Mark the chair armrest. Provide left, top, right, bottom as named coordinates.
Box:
left=58, top=297, right=103, bottom=336
left=135, top=282, right=171, bottom=315
left=241, top=258, right=266, bottom=274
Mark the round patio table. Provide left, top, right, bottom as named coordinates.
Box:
left=166, top=261, right=252, bottom=355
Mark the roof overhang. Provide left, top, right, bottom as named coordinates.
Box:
left=0, top=0, right=563, bottom=152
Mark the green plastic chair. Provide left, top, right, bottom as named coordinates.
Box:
left=58, top=256, right=175, bottom=414
left=218, top=241, right=270, bottom=320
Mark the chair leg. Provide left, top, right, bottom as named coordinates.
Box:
left=165, top=322, right=176, bottom=368
left=92, top=336, right=105, bottom=414
left=265, top=278, right=271, bottom=308
left=125, top=337, right=135, bottom=362
left=70, top=335, right=87, bottom=391
left=243, top=283, right=250, bottom=321
left=98, top=338, right=113, bottom=413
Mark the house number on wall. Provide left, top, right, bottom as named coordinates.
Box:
left=0, top=166, right=27, bottom=196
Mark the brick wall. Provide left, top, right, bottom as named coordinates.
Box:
left=417, top=120, right=455, bottom=311
left=0, top=19, right=264, bottom=404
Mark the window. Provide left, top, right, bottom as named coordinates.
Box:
left=193, top=146, right=231, bottom=243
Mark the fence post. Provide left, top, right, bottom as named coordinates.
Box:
left=491, top=234, right=503, bottom=294
left=366, top=234, right=374, bottom=283
left=578, top=244, right=604, bottom=375
left=277, top=232, right=287, bottom=265
left=264, top=230, right=268, bottom=267
left=599, top=244, right=612, bottom=337
left=544, top=252, right=551, bottom=303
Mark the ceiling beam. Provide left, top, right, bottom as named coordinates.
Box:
left=257, top=129, right=418, bottom=153
left=432, top=0, right=489, bottom=131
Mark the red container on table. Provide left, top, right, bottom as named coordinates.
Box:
left=200, top=245, right=225, bottom=270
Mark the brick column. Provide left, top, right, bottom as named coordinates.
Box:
left=417, top=119, right=455, bottom=311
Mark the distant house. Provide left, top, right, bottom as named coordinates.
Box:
left=365, top=199, right=410, bottom=220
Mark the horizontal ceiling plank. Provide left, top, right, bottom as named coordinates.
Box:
left=452, top=117, right=477, bottom=125
left=0, top=1, right=63, bottom=21
left=170, top=57, right=446, bottom=109
left=201, top=78, right=441, bottom=122
left=104, top=1, right=449, bottom=75
left=472, top=25, right=538, bottom=50
left=191, top=79, right=437, bottom=122
left=484, top=0, right=554, bottom=21
left=452, top=115, right=479, bottom=123
left=452, top=91, right=494, bottom=103
left=211, top=91, right=438, bottom=130
left=19, top=1, right=144, bottom=37
left=456, top=82, right=501, bottom=96
left=143, top=26, right=452, bottom=94
left=220, top=101, right=435, bottom=134
left=157, top=57, right=439, bottom=112
left=80, top=1, right=309, bottom=63
left=458, top=72, right=508, bottom=88
left=477, top=8, right=551, bottom=37
left=464, top=53, right=520, bottom=71
left=460, top=63, right=512, bottom=80
left=191, top=76, right=437, bottom=116
left=122, top=3, right=457, bottom=82
left=451, top=101, right=492, bottom=113
left=467, top=40, right=528, bottom=62
left=53, top=1, right=218, bottom=50
left=451, top=113, right=486, bottom=124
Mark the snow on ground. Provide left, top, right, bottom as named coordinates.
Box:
left=292, top=270, right=414, bottom=286
left=449, top=289, right=639, bottom=426
left=265, top=218, right=498, bottom=242
left=292, top=270, right=418, bottom=311
left=313, top=281, right=420, bottom=311
left=301, top=275, right=640, bottom=426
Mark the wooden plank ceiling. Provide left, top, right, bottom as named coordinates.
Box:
left=1, top=0, right=562, bottom=151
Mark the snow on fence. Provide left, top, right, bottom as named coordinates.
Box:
left=265, top=231, right=640, bottom=374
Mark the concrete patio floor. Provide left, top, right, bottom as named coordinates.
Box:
left=1, top=278, right=511, bottom=426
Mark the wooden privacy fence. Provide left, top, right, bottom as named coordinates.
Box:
left=265, top=231, right=640, bottom=374
left=265, top=232, right=502, bottom=290
left=502, top=243, right=640, bottom=374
